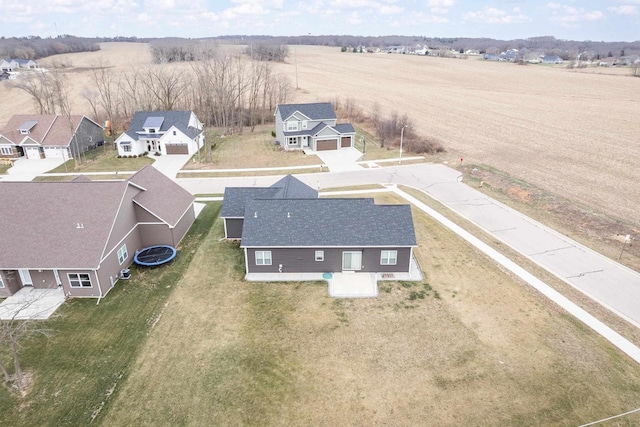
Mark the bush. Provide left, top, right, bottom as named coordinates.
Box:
left=404, top=137, right=446, bottom=154
left=271, top=130, right=276, bottom=137
left=154, top=152, right=161, bottom=156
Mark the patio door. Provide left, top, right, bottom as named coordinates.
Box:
left=19, top=269, right=33, bottom=286
left=342, top=251, right=362, bottom=271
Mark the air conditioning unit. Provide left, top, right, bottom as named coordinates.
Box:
left=120, top=269, right=131, bottom=280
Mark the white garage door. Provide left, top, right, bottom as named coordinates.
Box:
left=25, top=147, right=41, bottom=159
left=44, top=147, right=65, bottom=158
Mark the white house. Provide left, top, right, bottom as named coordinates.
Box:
left=115, top=111, right=204, bottom=157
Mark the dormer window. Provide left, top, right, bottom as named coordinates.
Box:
left=142, top=116, right=164, bottom=134
left=18, top=120, right=37, bottom=135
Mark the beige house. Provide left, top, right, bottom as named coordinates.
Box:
left=0, top=165, right=195, bottom=299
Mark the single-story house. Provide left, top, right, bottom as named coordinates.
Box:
left=274, top=102, right=356, bottom=151
left=241, top=198, right=417, bottom=275
left=0, top=114, right=104, bottom=160
left=0, top=165, right=196, bottom=299
left=220, top=175, right=417, bottom=277
left=220, top=174, right=319, bottom=239
left=15, top=59, right=37, bottom=69
left=115, top=110, right=204, bottom=157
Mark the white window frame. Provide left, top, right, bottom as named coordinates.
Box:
left=286, top=121, right=299, bottom=131
left=0, top=146, right=12, bottom=155
left=302, top=120, right=308, bottom=129
left=0, top=274, right=4, bottom=288
left=380, top=250, right=398, bottom=265
left=68, top=273, right=92, bottom=288
left=122, top=144, right=131, bottom=153
left=255, top=251, right=272, bottom=266
left=117, top=244, right=128, bottom=265
left=315, top=250, right=324, bottom=262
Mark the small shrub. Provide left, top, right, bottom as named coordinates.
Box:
left=271, top=130, right=276, bottom=137
left=117, top=155, right=122, bottom=158
left=408, top=291, right=425, bottom=301
left=154, top=152, right=161, bottom=156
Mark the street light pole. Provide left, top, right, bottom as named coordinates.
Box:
left=399, top=125, right=408, bottom=164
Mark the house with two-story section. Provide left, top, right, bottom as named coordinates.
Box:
left=274, top=102, right=356, bottom=151
left=220, top=175, right=418, bottom=278
left=0, top=59, right=18, bottom=72
left=115, top=111, right=204, bottom=156
left=0, top=165, right=196, bottom=299
left=0, top=114, right=104, bottom=160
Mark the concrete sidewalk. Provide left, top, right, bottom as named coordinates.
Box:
left=1, top=158, right=64, bottom=181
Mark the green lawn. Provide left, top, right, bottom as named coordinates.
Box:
left=0, top=203, right=220, bottom=427
left=0, top=163, right=11, bottom=174
left=183, top=125, right=320, bottom=170
left=46, top=146, right=154, bottom=174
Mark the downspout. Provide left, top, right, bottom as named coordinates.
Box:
left=95, top=268, right=103, bottom=305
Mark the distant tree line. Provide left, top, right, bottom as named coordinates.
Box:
left=0, top=35, right=99, bottom=60
left=149, top=39, right=218, bottom=63
left=242, top=43, right=288, bottom=62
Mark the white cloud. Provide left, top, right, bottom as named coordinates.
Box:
left=463, top=7, right=531, bottom=24
left=546, top=3, right=604, bottom=24
left=428, top=0, right=456, bottom=15
left=608, top=5, right=638, bottom=15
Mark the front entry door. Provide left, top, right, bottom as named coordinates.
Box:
left=19, top=269, right=33, bottom=286
left=342, top=251, right=362, bottom=271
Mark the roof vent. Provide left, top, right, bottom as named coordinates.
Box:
left=287, top=212, right=291, bottom=218
left=76, top=223, right=84, bottom=229
left=254, top=212, right=257, bottom=218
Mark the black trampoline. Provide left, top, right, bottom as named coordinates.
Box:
left=134, top=245, right=177, bottom=266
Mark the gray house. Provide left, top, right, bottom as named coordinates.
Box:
left=241, top=198, right=416, bottom=275
left=220, top=175, right=318, bottom=239
left=0, top=114, right=104, bottom=160
left=274, top=102, right=356, bottom=151
left=220, top=175, right=417, bottom=277
left=0, top=165, right=195, bottom=299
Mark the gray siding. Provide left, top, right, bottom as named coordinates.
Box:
left=225, top=218, right=244, bottom=239
left=171, top=205, right=195, bottom=246
left=74, top=117, right=105, bottom=152
left=29, top=270, right=58, bottom=289
left=246, top=247, right=412, bottom=274
left=105, top=185, right=142, bottom=252
left=138, top=224, right=172, bottom=247
left=0, top=270, right=22, bottom=297
left=58, top=270, right=100, bottom=298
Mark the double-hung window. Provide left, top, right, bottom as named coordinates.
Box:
left=286, top=121, right=299, bottom=131
left=1, top=147, right=12, bottom=155
left=68, top=273, right=92, bottom=287
left=117, top=244, right=128, bottom=265
left=380, top=250, right=398, bottom=265
left=255, top=251, right=272, bottom=266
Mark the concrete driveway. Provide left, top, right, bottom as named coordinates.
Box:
left=1, top=158, right=64, bottom=181
left=313, top=147, right=364, bottom=172
left=148, top=153, right=191, bottom=178
left=0, top=287, right=65, bottom=320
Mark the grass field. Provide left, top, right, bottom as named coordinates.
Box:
left=100, top=193, right=640, bottom=426
left=183, top=126, right=321, bottom=170
left=45, top=146, right=153, bottom=174
left=0, top=203, right=219, bottom=427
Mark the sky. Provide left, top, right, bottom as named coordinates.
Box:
left=0, top=0, right=638, bottom=42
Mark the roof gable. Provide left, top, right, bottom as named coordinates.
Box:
left=277, top=103, right=337, bottom=122
left=125, top=111, right=201, bottom=140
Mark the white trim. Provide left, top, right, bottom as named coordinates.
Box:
left=244, top=247, right=250, bottom=274
left=19, top=269, right=33, bottom=285
left=342, top=251, right=362, bottom=271
left=68, top=272, right=93, bottom=288
left=380, top=250, right=398, bottom=265
left=117, top=244, right=128, bottom=265
left=0, top=274, right=4, bottom=288
left=255, top=250, right=272, bottom=266
left=223, top=218, right=229, bottom=238
left=241, top=245, right=414, bottom=249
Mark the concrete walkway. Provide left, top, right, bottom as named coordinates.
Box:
left=0, top=287, right=65, bottom=320
left=329, top=273, right=378, bottom=298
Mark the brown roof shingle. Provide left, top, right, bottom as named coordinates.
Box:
left=0, top=114, right=82, bottom=147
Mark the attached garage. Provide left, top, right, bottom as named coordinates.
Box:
left=316, top=139, right=338, bottom=151
left=165, top=144, right=189, bottom=155
left=340, top=136, right=352, bottom=148
left=25, top=147, right=42, bottom=159
left=44, top=147, right=67, bottom=158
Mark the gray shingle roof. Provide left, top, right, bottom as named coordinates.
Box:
left=334, top=123, right=355, bottom=133
left=241, top=198, right=416, bottom=247
left=220, top=175, right=318, bottom=218
left=277, top=103, right=337, bottom=121
left=125, top=111, right=202, bottom=140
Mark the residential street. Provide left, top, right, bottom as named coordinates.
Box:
left=177, top=163, right=640, bottom=330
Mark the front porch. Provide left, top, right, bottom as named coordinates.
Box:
left=0, top=287, right=65, bottom=320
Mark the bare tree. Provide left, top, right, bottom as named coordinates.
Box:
left=0, top=295, right=55, bottom=393
left=11, top=71, right=57, bottom=114
left=142, top=64, right=188, bottom=111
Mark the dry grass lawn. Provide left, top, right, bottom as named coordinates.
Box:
left=102, top=195, right=640, bottom=426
